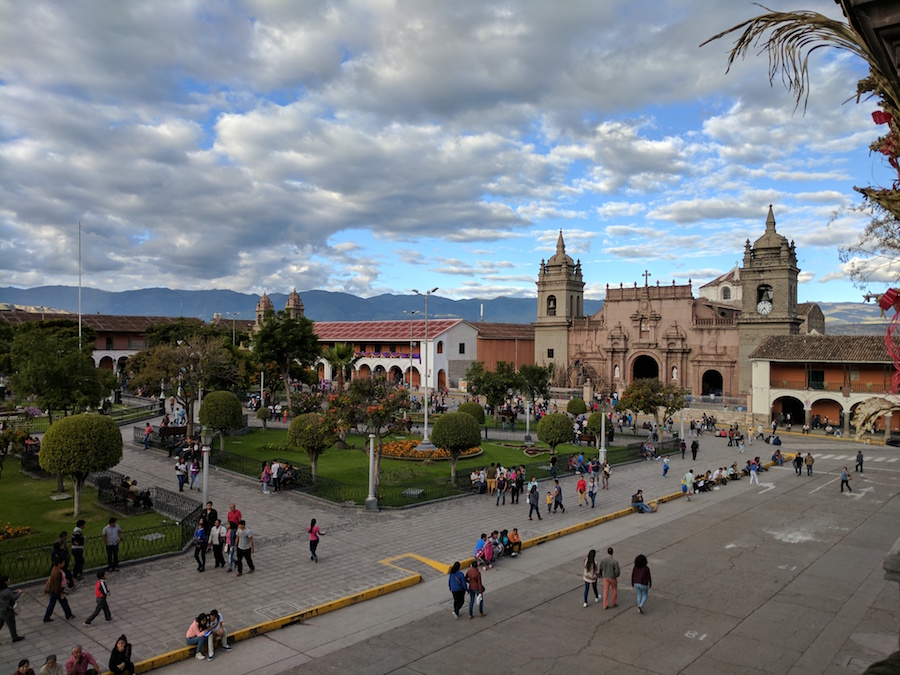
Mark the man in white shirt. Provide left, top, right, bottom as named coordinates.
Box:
left=209, top=519, right=228, bottom=568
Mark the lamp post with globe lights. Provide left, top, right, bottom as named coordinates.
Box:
left=413, top=288, right=438, bottom=447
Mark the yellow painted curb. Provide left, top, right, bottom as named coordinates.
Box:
left=123, top=574, right=421, bottom=674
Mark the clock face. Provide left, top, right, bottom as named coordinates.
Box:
left=757, top=299, right=773, bottom=315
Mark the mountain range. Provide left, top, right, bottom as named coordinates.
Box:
left=0, top=286, right=889, bottom=333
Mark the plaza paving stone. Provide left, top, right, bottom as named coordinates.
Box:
left=2, top=420, right=897, bottom=674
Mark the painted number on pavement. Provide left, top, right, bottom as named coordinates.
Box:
left=685, top=631, right=707, bottom=640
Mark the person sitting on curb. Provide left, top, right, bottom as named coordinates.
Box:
left=631, top=490, right=657, bottom=513
left=186, top=613, right=215, bottom=661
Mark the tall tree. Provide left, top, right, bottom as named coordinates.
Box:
left=537, top=412, right=573, bottom=454
left=464, top=361, right=522, bottom=423
left=40, top=414, right=123, bottom=516
left=251, top=310, right=320, bottom=410
left=617, top=379, right=686, bottom=432
left=332, top=377, right=408, bottom=494
left=127, top=335, right=237, bottom=437
left=322, top=342, right=359, bottom=393
left=519, top=364, right=551, bottom=413
left=9, top=320, right=116, bottom=423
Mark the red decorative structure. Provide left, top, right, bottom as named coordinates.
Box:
left=880, top=288, right=900, bottom=393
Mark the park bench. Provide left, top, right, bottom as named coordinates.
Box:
left=577, top=433, right=596, bottom=445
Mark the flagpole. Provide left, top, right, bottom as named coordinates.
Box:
left=78, top=222, right=83, bottom=349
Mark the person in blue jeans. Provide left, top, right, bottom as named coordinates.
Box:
left=631, top=554, right=652, bottom=614
left=631, top=490, right=656, bottom=513
left=186, top=613, right=214, bottom=660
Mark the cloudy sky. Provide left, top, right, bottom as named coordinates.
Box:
left=0, top=0, right=891, bottom=303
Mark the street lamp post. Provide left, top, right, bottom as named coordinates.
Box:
left=402, top=310, right=419, bottom=409
left=413, top=287, right=438, bottom=447
left=199, top=425, right=215, bottom=506
left=225, top=312, right=241, bottom=346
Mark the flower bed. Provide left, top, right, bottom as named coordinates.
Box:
left=0, top=522, right=32, bottom=541
left=381, top=439, right=482, bottom=461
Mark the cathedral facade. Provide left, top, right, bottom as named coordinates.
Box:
left=534, top=207, right=824, bottom=401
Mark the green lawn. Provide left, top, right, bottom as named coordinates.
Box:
left=223, top=428, right=635, bottom=485
left=0, top=456, right=174, bottom=553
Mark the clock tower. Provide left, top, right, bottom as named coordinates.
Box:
left=737, top=205, right=802, bottom=394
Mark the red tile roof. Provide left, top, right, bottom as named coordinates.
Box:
left=312, top=319, right=466, bottom=341
left=750, top=334, right=898, bottom=363
left=473, top=322, right=535, bottom=339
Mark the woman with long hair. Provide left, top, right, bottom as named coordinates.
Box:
left=583, top=549, right=600, bottom=607
left=308, top=518, right=325, bottom=562
left=631, top=554, right=652, bottom=614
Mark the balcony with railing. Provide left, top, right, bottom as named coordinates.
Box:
left=771, top=379, right=891, bottom=394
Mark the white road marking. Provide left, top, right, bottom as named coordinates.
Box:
left=758, top=483, right=776, bottom=494
left=810, top=476, right=841, bottom=493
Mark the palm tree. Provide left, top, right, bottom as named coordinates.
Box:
left=703, top=5, right=900, bottom=220
left=323, top=343, right=359, bottom=393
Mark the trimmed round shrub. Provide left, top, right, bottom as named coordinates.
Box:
left=567, top=398, right=588, bottom=416
left=457, top=401, right=486, bottom=425
left=537, top=412, right=574, bottom=453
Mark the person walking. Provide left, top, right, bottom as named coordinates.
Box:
left=209, top=519, right=227, bottom=569
left=599, top=547, right=620, bottom=609
left=749, top=459, right=759, bottom=485
left=448, top=562, right=467, bottom=619
left=71, top=519, right=86, bottom=581
left=42, top=560, right=74, bottom=622
left=855, top=449, right=864, bottom=473
left=102, top=517, right=121, bottom=572
left=83, top=570, right=112, bottom=625
left=681, top=469, right=694, bottom=502
left=662, top=456, right=670, bottom=477
left=0, top=574, right=24, bottom=642
left=588, top=476, right=597, bottom=508
left=601, top=460, right=611, bottom=490
left=793, top=452, right=803, bottom=476
left=175, top=458, right=187, bottom=492
left=308, top=518, right=325, bottom=562
left=576, top=474, right=587, bottom=506
left=142, top=422, right=152, bottom=449
left=680, top=439, right=686, bottom=459
left=495, top=472, right=508, bottom=506
left=235, top=520, right=255, bottom=576
left=582, top=549, right=600, bottom=607
left=690, top=439, right=699, bottom=461
left=189, top=458, right=201, bottom=491
left=465, top=561, right=485, bottom=619
left=527, top=484, right=542, bottom=521
left=552, top=479, right=566, bottom=513
left=631, top=554, right=652, bottom=614
left=841, top=467, right=853, bottom=493
left=805, top=452, right=815, bottom=476
left=193, top=517, right=208, bottom=572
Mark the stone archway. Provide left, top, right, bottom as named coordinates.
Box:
left=631, top=355, right=659, bottom=382
left=406, top=367, right=420, bottom=387
left=357, top=364, right=372, bottom=379
left=99, top=356, right=114, bottom=371
left=772, top=396, right=804, bottom=426
left=389, top=366, right=403, bottom=385
left=437, top=369, right=446, bottom=390
left=701, top=369, right=724, bottom=396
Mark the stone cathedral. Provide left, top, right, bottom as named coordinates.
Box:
left=533, top=206, right=825, bottom=399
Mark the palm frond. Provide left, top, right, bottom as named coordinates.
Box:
left=701, top=4, right=876, bottom=113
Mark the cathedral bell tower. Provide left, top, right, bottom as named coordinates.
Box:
left=534, top=231, right=585, bottom=371
left=737, top=205, right=801, bottom=394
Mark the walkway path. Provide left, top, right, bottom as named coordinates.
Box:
left=3, top=424, right=896, bottom=674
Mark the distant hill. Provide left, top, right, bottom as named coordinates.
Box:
left=0, top=286, right=888, bottom=332
left=0, top=286, right=603, bottom=324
